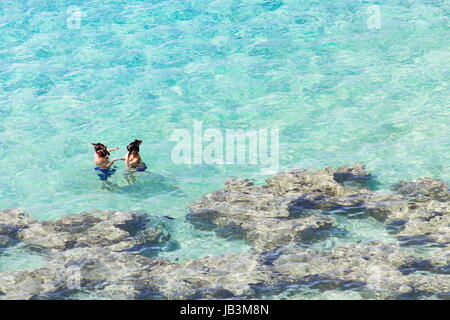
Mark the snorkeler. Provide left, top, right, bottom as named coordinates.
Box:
left=124, top=139, right=147, bottom=172
left=92, top=143, right=124, bottom=180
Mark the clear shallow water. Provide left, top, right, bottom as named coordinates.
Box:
left=0, top=0, right=449, bottom=298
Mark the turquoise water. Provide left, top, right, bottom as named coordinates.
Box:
left=0, top=0, right=449, bottom=297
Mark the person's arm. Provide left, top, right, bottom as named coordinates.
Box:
left=128, top=157, right=141, bottom=166
left=104, top=158, right=125, bottom=168
left=108, top=147, right=119, bottom=152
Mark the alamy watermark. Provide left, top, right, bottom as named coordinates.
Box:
left=170, top=121, right=279, bottom=174
left=67, top=6, right=85, bottom=30
left=366, top=5, right=381, bottom=30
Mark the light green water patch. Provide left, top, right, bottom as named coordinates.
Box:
left=308, top=214, right=398, bottom=253
left=0, top=246, right=46, bottom=273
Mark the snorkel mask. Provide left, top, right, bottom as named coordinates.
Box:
left=92, top=143, right=110, bottom=157
left=127, top=139, right=143, bottom=153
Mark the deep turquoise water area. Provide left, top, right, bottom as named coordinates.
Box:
left=0, top=0, right=449, bottom=299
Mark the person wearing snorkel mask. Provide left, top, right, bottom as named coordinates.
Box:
left=92, top=143, right=124, bottom=180
left=124, top=139, right=147, bottom=172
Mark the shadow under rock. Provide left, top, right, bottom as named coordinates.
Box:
left=333, top=171, right=382, bottom=191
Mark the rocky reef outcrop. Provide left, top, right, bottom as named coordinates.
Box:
left=188, top=164, right=450, bottom=250
left=363, top=178, right=450, bottom=246
left=265, top=241, right=449, bottom=299
left=187, top=164, right=373, bottom=251
left=0, top=164, right=448, bottom=300
left=0, top=209, right=169, bottom=253
left=0, top=209, right=172, bottom=299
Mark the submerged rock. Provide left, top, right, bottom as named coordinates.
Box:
left=0, top=235, right=17, bottom=249
left=0, top=249, right=167, bottom=300
left=264, top=241, right=449, bottom=298
left=0, top=210, right=170, bottom=252
left=146, top=253, right=273, bottom=299
left=0, top=209, right=36, bottom=238
left=188, top=165, right=449, bottom=250
left=0, top=210, right=173, bottom=300
left=361, top=178, right=450, bottom=246
left=393, top=178, right=449, bottom=202
left=188, top=164, right=375, bottom=251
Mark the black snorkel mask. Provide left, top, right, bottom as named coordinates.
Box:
left=92, top=143, right=110, bottom=156
left=127, top=139, right=143, bottom=153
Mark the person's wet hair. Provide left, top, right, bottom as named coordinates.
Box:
left=92, top=143, right=110, bottom=157
left=127, top=139, right=143, bottom=153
